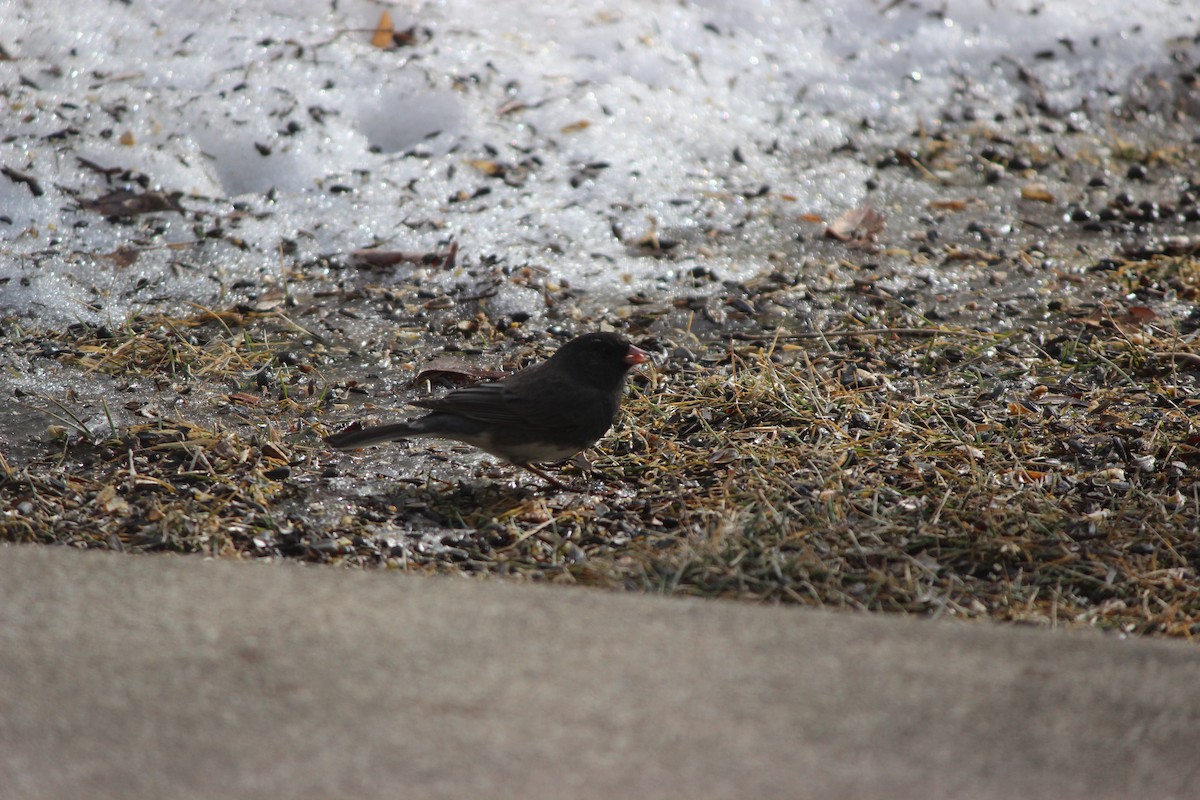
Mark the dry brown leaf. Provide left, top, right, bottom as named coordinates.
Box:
left=227, top=392, right=262, bottom=406
left=371, top=11, right=394, bottom=48
left=825, top=206, right=886, bottom=242
left=102, top=246, right=141, bottom=269
left=412, top=356, right=506, bottom=387
left=84, top=189, right=185, bottom=217
left=1002, top=469, right=1051, bottom=483
left=465, top=159, right=506, bottom=177
left=183, top=308, right=245, bottom=327
left=707, top=447, right=740, bottom=465
left=351, top=242, right=457, bottom=269
left=1075, top=305, right=1160, bottom=333
left=96, top=485, right=131, bottom=514
left=261, top=442, right=290, bottom=462
left=1127, top=306, right=1158, bottom=322
left=496, top=99, right=527, bottom=115
left=1020, top=184, right=1055, bottom=203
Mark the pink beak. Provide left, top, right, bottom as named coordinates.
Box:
left=625, top=345, right=650, bottom=366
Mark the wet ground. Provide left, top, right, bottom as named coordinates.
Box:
left=3, top=83, right=1200, bottom=634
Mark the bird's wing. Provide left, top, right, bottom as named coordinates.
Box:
left=411, top=381, right=535, bottom=425
left=411, top=366, right=590, bottom=430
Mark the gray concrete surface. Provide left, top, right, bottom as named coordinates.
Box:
left=0, top=545, right=1196, bottom=799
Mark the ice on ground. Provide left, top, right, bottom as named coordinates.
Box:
left=0, top=0, right=1197, bottom=324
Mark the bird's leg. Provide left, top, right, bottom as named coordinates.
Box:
left=518, top=463, right=578, bottom=492
left=518, top=463, right=618, bottom=496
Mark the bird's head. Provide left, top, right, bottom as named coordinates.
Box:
left=551, top=332, right=649, bottom=385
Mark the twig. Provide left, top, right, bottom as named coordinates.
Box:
left=729, top=327, right=1005, bottom=341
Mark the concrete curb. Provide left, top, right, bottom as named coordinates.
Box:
left=1, top=545, right=1196, bottom=799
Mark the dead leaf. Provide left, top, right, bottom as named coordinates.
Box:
left=1074, top=305, right=1160, bottom=334
left=182, top=308, right=245, bottom=327
left=351, top=242, right=457, bottom=270
left=632, top=226, right=678, bottom=253
left=1020, top=184, right=1055, bottom=203
left=102, top=246, right=141, bottom=269
left=227, top=392, right=262, bottom=406
left=561, top=120, right=591, bottom=133
left=84, top=189, right=185, bottom=217
left=371, top=11, right=394, bottom=48
left=497, top=99, right=528, bottom=116
left=466, top=159, right=506, bottom=177
left=261, top=442, right=290, bottom=462
left=707, top=447, right=740, bottom=465
left=825, top=206, right=886, bottom=242
left=412, top=356, right=506, bottom=387
left=96, top=485, right=131, bottom=514
left=702, top=296, right=726, bottom=325
left=956, top=444, right=985, bottom=460
left=1003, top=469, right=1050, bottom=483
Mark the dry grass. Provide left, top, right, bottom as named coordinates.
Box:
left=5, top=115, right=1200, bottom=637
left=414, top=319, right=1200, bottom=638
left=4, top=290, right=1198, bottom=638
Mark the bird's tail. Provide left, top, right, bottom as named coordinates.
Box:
left=324, top=422, right=421, bottom=450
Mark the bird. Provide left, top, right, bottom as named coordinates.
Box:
left=324, top=332, right=650, bottom=489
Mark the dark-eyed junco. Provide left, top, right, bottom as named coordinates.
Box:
left=325, top=332, right=649, bottom=488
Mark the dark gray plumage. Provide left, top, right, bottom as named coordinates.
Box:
left=325, top=332, right=649, bottom=486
